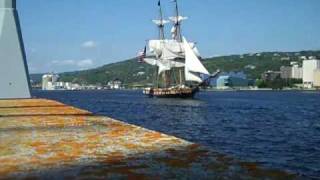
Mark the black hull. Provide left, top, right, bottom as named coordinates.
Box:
left=144, top=87, right=199, bottom=99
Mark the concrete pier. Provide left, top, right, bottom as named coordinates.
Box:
left=0, top=99, right=295, bottom=179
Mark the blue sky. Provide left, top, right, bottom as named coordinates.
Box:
left=18, top=0, right=320, bottom=73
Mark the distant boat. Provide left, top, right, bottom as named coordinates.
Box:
left=139, top=0, right=219, bottom=98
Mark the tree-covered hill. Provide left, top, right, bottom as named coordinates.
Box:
left=30, top=50, right=320, bottom=86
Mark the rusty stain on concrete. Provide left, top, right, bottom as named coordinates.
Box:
left=0, top=99, right=296, bottom=179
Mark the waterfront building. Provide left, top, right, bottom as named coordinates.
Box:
left=290, top=61, right=298, bottom=66
left=299, top=56, right=307, bottom=60
left=42, top=73, right=83, bottom=90
left=303, top=59, right=320, bottom=88
left=291, top=65, right=303, bottom=79
left=108, top=79, right=123, bottom=89
left=280, top=66, right=292, bottom=79
left=216, top=75, right=249, bottom=89
left=280, top=57, right=290, bottom=61
left=261, top=71, right=281, bottom=81
left=313, top=69, right=320, bottom=88
left=42, top=73, right=59, bottom=90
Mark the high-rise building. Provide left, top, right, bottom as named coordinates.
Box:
left=42, top=73, right=59, bottom=90
left=280, top=66, right=292, bottom=79
left=291, top=65, right=303, bottom=79
left=313, top=70, right=320, bottom=88
left=303, top=59, right=320, bottom=88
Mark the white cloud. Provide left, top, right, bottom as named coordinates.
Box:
left=51, top=59, right=94, bottom=68
left=77, top=59, right=94, bottom=68
left=52, top=59, right=75, bottom=65
left=81, top=40, right=97, bottom=48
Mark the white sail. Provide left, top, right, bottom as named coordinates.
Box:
left=157, top=62, right=170, bottom=74
left=143, top=58, right=184, bottom=75
left=143, top=58, right=169, bottom=74
left=149, top=40, right=164, bottom=57
left=169, top=16, right=188, bottom=23
left=183, top=37, right=209, bottom=83
left=143, top=58, right=157, bottom=66
left=161, top=45, right=182, bottom=60
left=152, top=19, right=170, bottom=26
left=185, top=71, right=203, bottom=83
left=149, top=39, right=200, bottom=59
left=193, top=46, right=201, bottom=57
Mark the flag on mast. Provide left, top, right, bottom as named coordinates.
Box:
left=137, top=46, right=147, bottom=63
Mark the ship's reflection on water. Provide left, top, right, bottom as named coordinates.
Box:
left=33, top=90, right=320, bottom=178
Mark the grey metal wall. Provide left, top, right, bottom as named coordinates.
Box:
left=0, top=0, right=31, bottom=99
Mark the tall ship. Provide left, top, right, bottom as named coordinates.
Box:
left=139, top=0, right=219, bottom=98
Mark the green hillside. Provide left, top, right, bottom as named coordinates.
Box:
left=31, top=50, right=320, bottom=86
left=59, top=59, right=157, bottom=86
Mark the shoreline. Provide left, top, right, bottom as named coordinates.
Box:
left=31, top=88, right=320, bottom=93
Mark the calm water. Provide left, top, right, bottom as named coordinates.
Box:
left=33, top=90, right=320, bottom=178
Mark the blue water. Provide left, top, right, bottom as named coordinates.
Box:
left=33, top=90, right=320, bottom=178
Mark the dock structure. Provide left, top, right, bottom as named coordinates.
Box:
left=0, top=99, right=296, bottom=179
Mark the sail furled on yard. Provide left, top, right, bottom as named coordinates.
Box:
left=183, top=37, right=209, bottom=83
left=169, top=16, right=188, bottom=24
left=152, top=19, right=170, bottom=26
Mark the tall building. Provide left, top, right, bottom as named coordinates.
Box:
left=280, top=66, right=292, bottom=79
left=42, top=73, right=59, bottom=90
left=303, top=59, right=320, bottom=88
left=291, top=65, right=303, bottom=79
left=313, top=70, right=320, bottom=88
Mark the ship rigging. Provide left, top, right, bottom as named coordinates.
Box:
left=140, top=0, right=220, bottom=98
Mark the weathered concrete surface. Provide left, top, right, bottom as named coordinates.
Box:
left=0, top=99, right=296, bottom=179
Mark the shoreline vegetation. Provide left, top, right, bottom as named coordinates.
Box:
left=32, top=87, right=320, bottom=92
left=30, top=50, right=320, bottom=89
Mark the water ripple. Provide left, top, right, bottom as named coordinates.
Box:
left=33, top=90, right=320, bottom=178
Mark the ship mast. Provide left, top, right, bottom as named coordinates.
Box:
left=173, top=0, right=182, bottom=42
left=173, top=0, right=183, bottom=86
left=156, top=0, right=165, bottom=87
left=158, top=0, right=165, bottom=40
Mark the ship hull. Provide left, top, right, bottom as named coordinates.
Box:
left=143, top=87, right=199, bottom=98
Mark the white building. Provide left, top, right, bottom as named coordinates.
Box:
left=280, top=66, right=292, bottom=79
left=303, top=59, right=320, bottom=88
left=291, top=65, right=303, bottom=79
left=314, top=70, right=320, bottom=88
left=108, top=79, right=123, bottom=89
left=42, top=73, right=59, bottom=90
